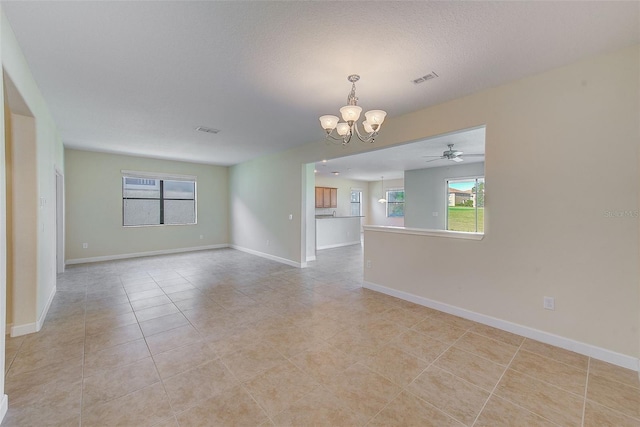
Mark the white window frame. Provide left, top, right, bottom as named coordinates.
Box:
left=350, top=188, right=363, bottom=216
left=445, top=176, right=484, bottom=233
left=386, top=188, right=405, bottom=218
left=122, top=170, right=198, bottom=227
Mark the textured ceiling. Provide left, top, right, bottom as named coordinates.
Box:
left=3, top=1, right=639, bottom=166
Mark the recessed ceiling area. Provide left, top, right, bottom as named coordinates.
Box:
left=314, top=127, right=485, bottom=181
left=2, top=2, right=638, bottom=165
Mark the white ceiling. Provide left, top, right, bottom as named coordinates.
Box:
left=3, top=2, right=639, bottom=166
left=315, top=126, right=485, bottom=181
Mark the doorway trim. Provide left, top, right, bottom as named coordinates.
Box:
left=55, top=168, right=64, bottom=274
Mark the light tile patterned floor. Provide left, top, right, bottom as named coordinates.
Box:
left=3, top=246, right=640, bottom=426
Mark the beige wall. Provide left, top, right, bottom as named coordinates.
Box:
left=64, top=149, right=229, bottom=261
left=231, top=45, right=640, bottom=361
left=364, top=46, right=640, bottom=360
left=2, top=9, right=63, bottom=340
left=6, top=113, right=37, bottom=329
left=3, top=95, right=11, bottom=329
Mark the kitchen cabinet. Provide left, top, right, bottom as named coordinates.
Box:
left=315, top=187, right=324, bottom=208
left=315, top=187, right=337, bottom=208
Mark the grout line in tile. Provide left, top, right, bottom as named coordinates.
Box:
left=505, top=359, right=589, bottom=399
left=470, top=337, right=523, bottom=426
left=469, top=340, right=564, bottom=427
left=586, top=367, right=640, bottom=390
left=4, top=336, right=25, bottom=374
left=581, top=357, right=591, bottom=427
left=374, top=327, right=470, bottom=426
left=79, top=278, right=89, bottom=426
left=363, top=385, right=404, bottom=426
left=517, top=343, right=588, bottom=373
left=239, top=382, right=277, bottom=426
left=582, top=398, right=640, bottom=423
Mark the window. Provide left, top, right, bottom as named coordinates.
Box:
left=350, top=190, right=362, bottom=216
left=447, top=177, right=484, bottom=232
left=386, top=189, right=405, bottom=217
left=122, top=174, right=196, bottom=226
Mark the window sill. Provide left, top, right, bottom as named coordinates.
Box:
left=363, top=225, right=484, bottom=241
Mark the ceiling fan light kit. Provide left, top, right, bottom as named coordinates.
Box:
left=319, top=75, right=387, bottom=146
left=424, top=143, right=484, bottom=163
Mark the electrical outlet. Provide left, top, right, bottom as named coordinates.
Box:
left=366, top=260, right=372, bottom=268
left=266, top=240, right=270, bottom=246
left=543, top=296, right=555, bottom=310
left=82, top=243, right=88, bottom=249
left=288, top=214, right=293, bottom=220
left=432, top=212, right=438, bottom=217
left=199, top=235, right=204, bottom=240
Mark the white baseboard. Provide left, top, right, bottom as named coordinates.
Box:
left=37, top=285, right=57, bottom=331
left=306, top=255, right=317, bottom=262
left=5, top=323, right=12, bottom=335
left=363, top=281, right=640, bottom=372
left=0, top=394, right=7, bottom=425
left=11, top=285, right=57, bottom=337
left=65, top=244, right=229, bottom=265
left=316, top=241, right=361, bottom=250
left=230, top=245, right=302, bottom=268
left=10, top=322, right=37, bottom=337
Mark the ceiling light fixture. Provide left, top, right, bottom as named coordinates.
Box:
left=319, top=75, right=386, bottom=146
left=378, top=176, right=387, bottom=204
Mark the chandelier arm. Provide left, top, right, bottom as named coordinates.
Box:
left=324, top=131, right=353, bottom=145
left=353, top=123, right=375, bottom=143
left=325, top=132, right=345, bottom=142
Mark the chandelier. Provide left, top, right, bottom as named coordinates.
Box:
left=378, top=176, right=387, bottom=203
left=319, top=75, right=387, bottom=145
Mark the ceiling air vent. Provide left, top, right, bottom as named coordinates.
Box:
left=412, top=72, right=439, bottom=84
left=195, top=126, right=220, bottom=134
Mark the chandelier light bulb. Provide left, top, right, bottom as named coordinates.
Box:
left=340, top=105, right=362, bottom=123
left=319, top=115, right=339, bottom=131
left=364, top=110, right=387, bottom=130
left=336, top=122, right=350, bottom=136
left=362, top=121, right=374, bottom=134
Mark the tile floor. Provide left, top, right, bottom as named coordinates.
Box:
left=3, top=245, right=640, bottom=426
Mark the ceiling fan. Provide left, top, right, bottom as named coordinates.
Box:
left=423, top=143, right=484, bottom=163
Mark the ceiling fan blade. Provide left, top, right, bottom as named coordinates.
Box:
left=422, top=155, right=444, bottom=158
left=462, top=154, right=485, bottom=157
left=425, top=158, right=445, bottom=163
left=451, top=157, right=464, bottom=162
